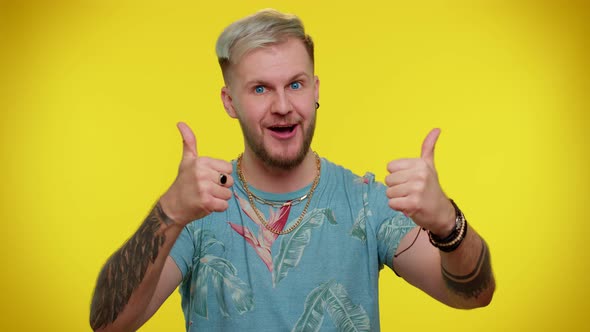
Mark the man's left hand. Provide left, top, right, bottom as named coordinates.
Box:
left=385, top=128, right=456, bottom=237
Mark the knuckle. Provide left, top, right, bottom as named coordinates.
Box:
left=200, top=195, right=213, bottom=207
left=388, top=199, right=396, bottom=210
left=194, top=182, right=205, bottom=196
left=222, top=188, right=233, bottom=200
left=384, top=175, right=393, bottom=186
left=213, top=200, right=229, bottom=212
left=414, top=181, right=425, bottom=193
left=195, top=173, right=208, bottom=185
left=386, top=163, right=394, bottom=173
left=225, top=175, right=235, bottom=187
left=195, top=160, right=208, bottom=173
left=416, top=169, right=428, bottom=182
left=385, top=187, right=394, bottom=199
left=223, top=162, right=234, bottom=173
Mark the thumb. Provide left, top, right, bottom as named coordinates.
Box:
left=420, top=128, right=441, bottom=167
left=177, top=122, right=197, bottom=159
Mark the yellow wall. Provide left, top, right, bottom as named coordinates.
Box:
left=1, top=1, right=588, bottom=331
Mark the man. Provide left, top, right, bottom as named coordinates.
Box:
left=90, top=9, right=495, bottom=332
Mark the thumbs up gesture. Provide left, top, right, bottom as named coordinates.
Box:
left=385, top=128, right=456, bottom=236
left=159, top=122, right=234, bottom=226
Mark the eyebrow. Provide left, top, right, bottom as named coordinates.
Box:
left=288, top=72, right=310, bottom=82
left=244, top=72, right=310, bottom=87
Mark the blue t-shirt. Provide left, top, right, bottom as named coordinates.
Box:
left=169, top=158, right=416, bottom=331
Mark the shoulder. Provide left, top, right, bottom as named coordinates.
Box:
left=320, top=158, right=376, bottom=186
left=321, top=158, right=386, bottom=197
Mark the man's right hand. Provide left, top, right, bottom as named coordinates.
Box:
left=159, top=122, right=234, bottom=226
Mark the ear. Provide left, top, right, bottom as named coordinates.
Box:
left=314, top=75, right=320, bottom=104
left=221, top=86, right=238, bottom=118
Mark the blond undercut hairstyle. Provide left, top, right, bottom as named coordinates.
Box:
left=216, top=9, right=315, bottom=82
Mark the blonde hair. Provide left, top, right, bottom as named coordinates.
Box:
left=216, top=9, right=314, bottom=79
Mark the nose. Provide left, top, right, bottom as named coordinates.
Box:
left=271, top=90, right=292, bottom=115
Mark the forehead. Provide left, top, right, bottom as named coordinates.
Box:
left=228, top=38, right=314, bottom=86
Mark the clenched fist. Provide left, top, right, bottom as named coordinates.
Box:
left=385, top=128, right=456, bottom=237
left=159, top=122, right=234, bottom=226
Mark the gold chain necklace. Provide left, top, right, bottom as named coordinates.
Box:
left=236, top=153, right=321, bottom=235
left=250, top=191, right=309, bottom=208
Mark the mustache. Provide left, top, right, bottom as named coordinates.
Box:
left=265, top=116, right=302, bottom=127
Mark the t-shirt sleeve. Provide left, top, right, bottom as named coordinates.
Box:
left=363, top=172, right=416, bottom=271
left=169, top=224, right=194, bottom=278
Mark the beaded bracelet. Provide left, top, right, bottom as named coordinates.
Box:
left=428, top=199, right=468, bottom=252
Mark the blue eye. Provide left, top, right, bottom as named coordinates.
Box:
left=290, top=82, right=301, bottom=90
left=254, top=86, right=265, bottom=94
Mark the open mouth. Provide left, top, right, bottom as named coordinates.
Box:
left=269, top=125, right=296, bottom=133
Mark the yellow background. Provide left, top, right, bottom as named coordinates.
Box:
left=1, top=1, right=588, bottom=331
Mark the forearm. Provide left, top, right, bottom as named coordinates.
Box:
left=439, top=226, right=495, bottom=308
left=90, top=201, right=184, bottom=332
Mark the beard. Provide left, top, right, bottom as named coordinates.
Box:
left=238, top=113, right=316, bottom=171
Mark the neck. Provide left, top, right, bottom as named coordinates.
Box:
left=238, top=149, right=318, bottom=193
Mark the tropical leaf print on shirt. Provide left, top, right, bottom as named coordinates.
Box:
left=193, top=255, right=254, bottom=318
left=272, top=208, right=336, bottom=287
left=350, top=193, right=370, bottom=242
left=228, top=193, right=292, bottom=272
left=376, top=212, right=415, bottom=264
left=230, top=193, right=337, bottom=287
left=292, top=280, right=370, bottom=332
left=189, top=229, right=254, bottom=319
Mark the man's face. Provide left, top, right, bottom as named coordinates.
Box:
left=221, top=38, right=319, bottom=170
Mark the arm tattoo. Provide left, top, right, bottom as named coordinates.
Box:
left=441, top=240, right=492, bottom=299
left=90, top=202, right=174, bottom=330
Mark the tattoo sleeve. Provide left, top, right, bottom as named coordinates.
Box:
left=441, top=240, right=492, bottom=299
left=90, top=202, right=174, bottom=330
